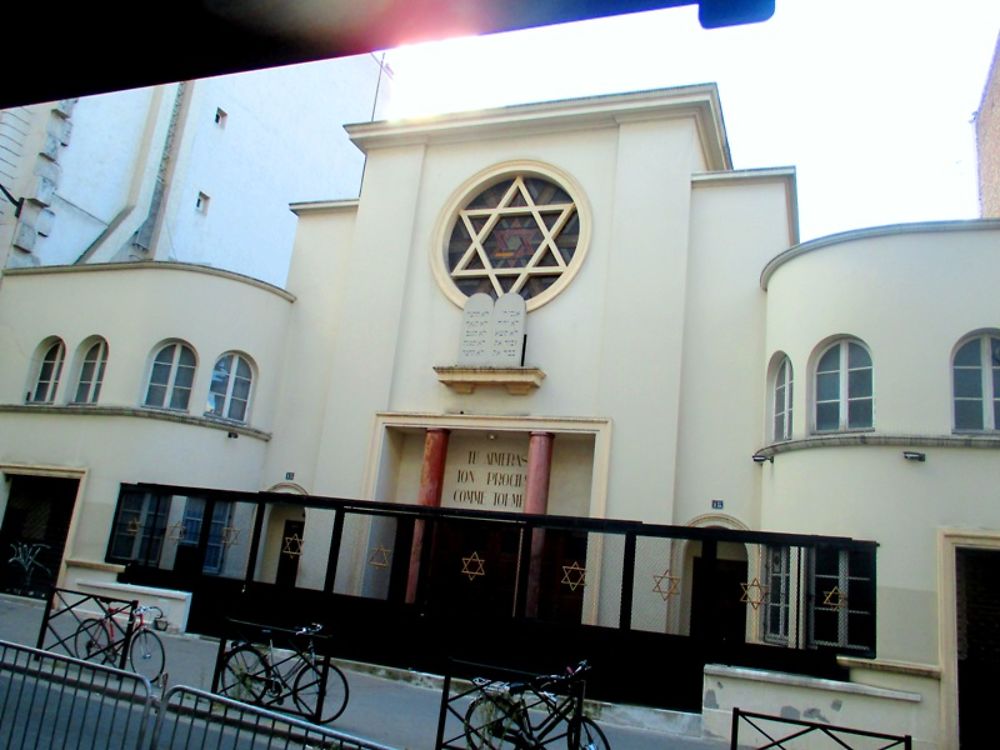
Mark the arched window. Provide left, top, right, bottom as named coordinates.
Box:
left=206, top=353, right=253, bottom=423
left=814, top=339, right=873, bottom=432
left=772, top=356, right=793, bottom=442
left=28, top=338, right=65, bottom=403
left=952, top=334, right=1000, bottom=431
left=144, top=342, right=196, bottom=411
left=73, top=337, right=109, bottom=404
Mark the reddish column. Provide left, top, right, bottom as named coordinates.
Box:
left=406, top=428, right=450, bottom=603
left=524, top=431, right=554, bottom=617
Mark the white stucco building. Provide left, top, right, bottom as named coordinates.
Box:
left=0, top=54, right=391, bottom=286
left=0, top=83, right=997, bottom=748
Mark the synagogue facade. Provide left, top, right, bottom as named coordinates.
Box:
left=1, top=84, right=998, bottom=748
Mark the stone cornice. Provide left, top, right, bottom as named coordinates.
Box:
left=347, top=85, right=732, bottom=171
left=755, top=433, right=1000, bottom=459
left=1, top=260, right=296, bottom=302
left=692, top=167, right=800, bottom=247
left=289, top=199, right=360, bottom=215
left=760, top=219, right=1000, bottom=290
left=0, top=404, right=271, bottom=441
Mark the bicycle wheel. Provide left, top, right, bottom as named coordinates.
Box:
left=128, top=628, right=165, bottom=683
left=292, top=659, right=349, bottom=723
left=567, top=718, right=609, bottom=750
left=74, top=618, right=112, bottom=663
left=219, top=645, right=270, bottom=703
left=464, top=694, right=518, bottom=749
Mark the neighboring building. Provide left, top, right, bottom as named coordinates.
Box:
left=1, top=84, right=998, bottom=748
left=977, top=32, right=1000, bottom=216
left=0, top=54, right=391, bottom=286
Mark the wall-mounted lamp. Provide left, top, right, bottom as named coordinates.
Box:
left=902, top=450, right=925, bottom=462
left=752, top=452, right=773, bottom=464
left=226, top=431, right=239, bottom=439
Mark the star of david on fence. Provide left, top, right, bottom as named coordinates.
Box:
left=822, top=586, right=848, bottom=608
left=368, top=545, right=392, bottom=569
left=461, top=551, right=486, bottom=581
left=652, top=569, right=680, bottom=601
left=449, top=175, right=577, bottom=298
left=561, top=561, right=586, bottom=591
left=282, top=533, right=304, bottom=557
left=740, top=577, right=768, bottom=610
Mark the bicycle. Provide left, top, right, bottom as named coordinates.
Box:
left=73, top=603, right=166, bottom=683
left=463, top=661, right=610, bottom=750
left=218, top=622, right=349, bottom=724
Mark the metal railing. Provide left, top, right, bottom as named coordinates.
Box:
left=153, top=686, right=395, bottom=750
left=0, top=639, right=154, bottom=750
left=731, top=707, right=913, bottom=749
left=0, top=639, right=395, bottom=750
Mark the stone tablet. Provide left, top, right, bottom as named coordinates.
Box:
left=458, top=293, right=494, bottom=366
left=492, top=292, right=526, bottom=367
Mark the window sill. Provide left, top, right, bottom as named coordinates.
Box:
left=433, top=366, right=545, bottom=395
left=754, top=432, right=1000, bottom=460
left=202, top=413, right=248, bottom=427
left=0, top=403, right=271, bottom=441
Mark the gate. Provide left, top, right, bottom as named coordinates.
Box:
left=109, top=483, right=878, bottom=712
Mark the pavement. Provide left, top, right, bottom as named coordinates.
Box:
left=0, top=593, right=729, bottom=750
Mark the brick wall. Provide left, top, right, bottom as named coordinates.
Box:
left=977, top=33, right=1000, bottom=217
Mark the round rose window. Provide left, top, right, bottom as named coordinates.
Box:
left=440, top=170, right=588, bottom=310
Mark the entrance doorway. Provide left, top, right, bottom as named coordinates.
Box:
left=956, top=548, right=1000, bottom=747
left=275, top=519, right=304, bottom=588
left=690, top=541, right=748, bottom=644
left=425, top=519, right=521, bottom=619
left=0, top=475, right=79, bottom=598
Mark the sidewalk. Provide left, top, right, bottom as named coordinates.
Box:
left=0, top=593, right=728, bottom=750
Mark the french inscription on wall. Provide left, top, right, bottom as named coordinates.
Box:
left=442, top=434, right=528, bottom=510
left=457, top=293, right=495, bottom=366
left=492, top=292, right=526, bottom=367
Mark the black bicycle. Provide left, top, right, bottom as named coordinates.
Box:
left=463, top=661, right=610, bottom=750
left=218, top=622, right=349, bottom=723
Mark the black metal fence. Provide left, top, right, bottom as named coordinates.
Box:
left=0, top=638, right=396, bottom=750
left=434, top=660, right=590, bottom=750
left=110, top=483, right=878, bottom=711
left=36, top=588, right=140, bottom=670
left=731, top=707, right=913, bottom=749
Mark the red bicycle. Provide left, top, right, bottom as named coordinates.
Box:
left=73, top=603, right=166, bottom=683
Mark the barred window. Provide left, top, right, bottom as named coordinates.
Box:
left=808, top=547, right=875, bottom=653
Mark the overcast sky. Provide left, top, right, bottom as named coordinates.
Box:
left=383, top=1, right=1000, bottom=242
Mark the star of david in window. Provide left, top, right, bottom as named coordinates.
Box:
left=220, top=526, right=241, bottom=548
left=822, top=586, right=848, bottom=609
left=446, top=175, right=582, bottom=303
left=652, top=569, right=680, bottom=601
left=126, top=517, right=142, bottom=537
left=461, top=551, right=486, bottom=581
left=740, top=577, right=768, bottom=610
left=368, top=545, right=392, bottom=569
left=282, top=533, right=304, bottom=557
left=165, top=522, right=187, bottom=543
left=561, top=561, right=586, bottom=592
